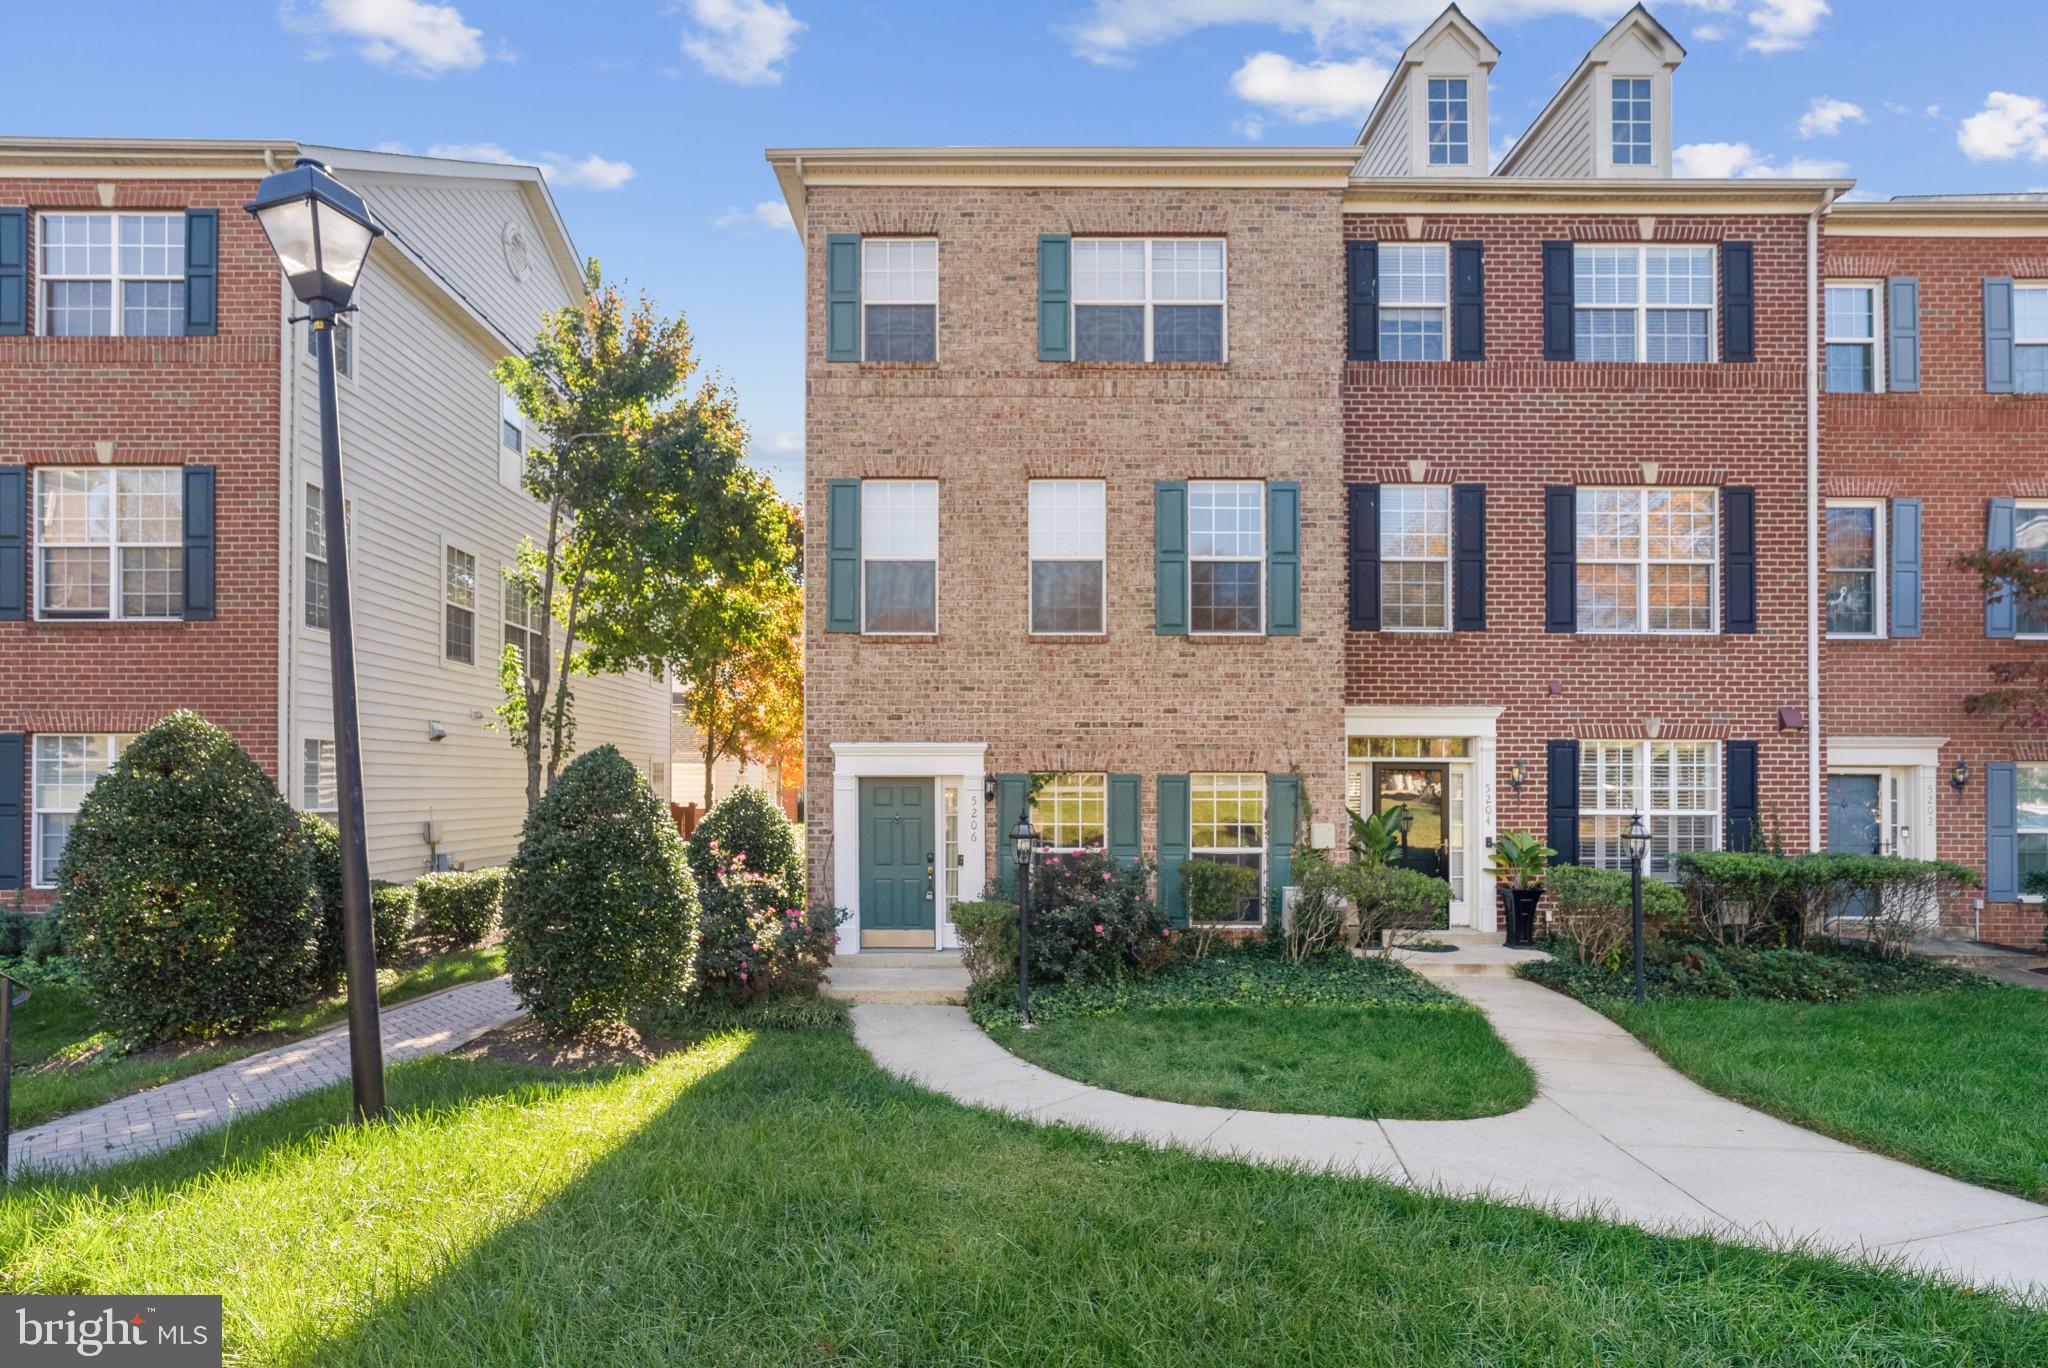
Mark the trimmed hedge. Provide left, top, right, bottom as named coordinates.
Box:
left=301, top=815, right=409, bottom=989
left=415, top=868, right=504, bottom=946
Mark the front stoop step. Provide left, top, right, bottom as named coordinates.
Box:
left=823, top=951, right=970, bottom=1006
left=1375, top=931, right=1551, bottom=978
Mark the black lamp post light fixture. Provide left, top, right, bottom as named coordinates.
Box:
left=1011, top=811, right=1040, bottom=1029
left=1622, top=812, right=1652, bottom=1005
left=245, top=160, right=387, bottom=1122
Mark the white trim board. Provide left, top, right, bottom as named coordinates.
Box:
left=830, top=741, right=988, bottom=955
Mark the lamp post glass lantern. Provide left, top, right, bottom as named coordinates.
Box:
left=1011, top=813, right=1039, bottom=1027
left=246, top=159, right=386, bottom=1121
left=1622, top=812, right=1652, bottom=1005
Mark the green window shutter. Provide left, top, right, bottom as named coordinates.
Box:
left=1988, top=498, right=2018, bottom=639
left=0, top=732, right=22, bottom=892
left=826, top=479, right=861, bottom=632
left=1108, top=774, right=1142, bottom=868
left=1154, top=480, right=1188, bottom=635
left=1265, top=773, right=1300, bottom=922
left=1985, top=277, right=2015, bottom=393
left=181, top=466, right=216, bottom=621
left=1156, top=774, right=1191, bottom=925
left=826, top=234, right=861, bottom=362
left=184, top=209, right=218, bottom=336
left=1038, top=234, right=1071, bottom=362
left=0, top=208, right=26, bottom=335
left=0, top=467, right=25, bottom=621
left=1266, top=480, right=1300, bottom=635
left=995, top=773, right=1028, bottom=898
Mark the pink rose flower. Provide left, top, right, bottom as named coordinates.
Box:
left=1094, top=924, right=1104, bottom=934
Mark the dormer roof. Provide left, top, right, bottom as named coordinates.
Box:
left=1352, top=4, right=1502, bottom=150
left=1495, top=4, right=1686, bottom=177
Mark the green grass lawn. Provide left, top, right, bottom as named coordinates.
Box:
left=2, top=1026, right=2042, bottom=1365
left=7, top=944, right=506, bottom=1130
left=1605, top=985, right=2048, bottom=1200
left=990, top=1003, right=1534, bottom=1120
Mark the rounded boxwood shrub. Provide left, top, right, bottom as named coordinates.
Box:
left=414, top=868, right=504, bottom=945
left=502, top=746, right=700, bottom=1034
left=301, top=815, right=411, bottom=990
left=686, top=786, right=804, bottom=909
left=60, top=711, right=315, bottom=1041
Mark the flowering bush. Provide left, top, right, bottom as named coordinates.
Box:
left=692, top=835, right=839, bottom=1004
left=1019, top=849, right=1175, bottom=985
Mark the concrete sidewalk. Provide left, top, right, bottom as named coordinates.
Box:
left=8, top=977, right=525, bottom=1177
left=852, top=977, right=2048, bottom=1299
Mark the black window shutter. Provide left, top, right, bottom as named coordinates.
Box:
left=182, top=466, right=216, bottom=621
left=1544, top=485, right=1576, bottom=632
left=1452, top=483, right=1486, bottom=631
left=1725, top=741, right=1760, bottom=853
left=184, top=209, right=218, bottom=337
left=1542, top=241, right=1575, bottom=360
left=1348, top=483, right=1380, bottom=631
left=0, top=732, right=22, bottom=892
left=1723, top=485, right=1756, bottom=634
left=1546, top=740, right=1581, bottom=867
left=0, top=467, right=25, bottom=621
left=1721, top=241, right=1755, bottom=363
left=1451, top=240, right=1485, bottom=361
left=0, top=208, right=26, bottom=336
left=1346, top=240, right=1378, bottom=362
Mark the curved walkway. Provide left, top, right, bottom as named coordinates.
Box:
left=853, top=976, right=2048, bottom=1299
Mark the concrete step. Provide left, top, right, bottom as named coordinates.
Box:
left=822, top=952, right=970, bottom=1005
left=1377, top=933, right=1550, bottom=978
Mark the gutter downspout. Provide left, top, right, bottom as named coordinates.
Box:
left=1806, top=193, right=1834, bottom=852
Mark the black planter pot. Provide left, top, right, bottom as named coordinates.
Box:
left=1501, top=886, right=1542, bottom=949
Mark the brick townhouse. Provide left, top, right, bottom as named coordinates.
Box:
left=0, top=138, right=669, bottom=908
left=777, top=3, right=2045, bottom=953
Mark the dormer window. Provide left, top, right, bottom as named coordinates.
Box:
left=1612, top=78, right=1653, bottom=167
left=1427, top=78, right=1470, bottom=166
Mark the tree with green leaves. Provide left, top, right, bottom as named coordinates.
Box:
left=1954, top=546, right=2048, bottom=730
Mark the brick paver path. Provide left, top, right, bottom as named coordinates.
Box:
left=8, top=977, right=524, bottom=1176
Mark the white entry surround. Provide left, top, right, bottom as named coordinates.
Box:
left=1345, top=705, right=1503, bottom=932
left=831, top=741, right=988, bottom=955
left=1825, top=736, right=1945, bottom=861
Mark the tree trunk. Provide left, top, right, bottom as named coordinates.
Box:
left=525, top=496, right=565, bottom=814
left=546, top=570, right=585, bottom=786
left=702, top=731, right=719, bottom=813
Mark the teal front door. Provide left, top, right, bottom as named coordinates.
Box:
left=860, top=779, right=936, bottom=947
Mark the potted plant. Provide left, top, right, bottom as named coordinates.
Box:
left=1487, top=830, right=1557, bottom=949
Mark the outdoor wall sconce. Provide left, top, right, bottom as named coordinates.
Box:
left=1952, top=761, right=1971, bottom=792
left=1507, top=761, right=1526, bottom=793
left=426, top=720, right=447, bottom=742
left=984, top=775, right=998, bottom=802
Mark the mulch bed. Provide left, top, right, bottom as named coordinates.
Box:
left=450, top=1018, right=689, bottom=1070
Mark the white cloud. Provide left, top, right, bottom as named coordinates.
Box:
left=1958, top=92, right=2048, bottom=162
left=1925, top=104, right=1943, bottom=119
left=715, top=201, right=797, bottom=232
left=1743, top=0, right=1828, bottom=53
left=1674, top=141, right=1845, bottom=178
left=1691, top=23, right=1729, bottom=41
left=285, top=0, right=487, bottom=75
left=1798, top=97, right=1864, bottom=139
left=1228, top=51, right=1389, bottom=124
left=678, top=0, right=803, bottom=86
left=423, top=142, right=637, bottom=190
left=759, top=430, right=803, bottom=454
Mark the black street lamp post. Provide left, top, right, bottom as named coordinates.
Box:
left=1623, top=812, right=1652, bottom=1005
left=245, top=160, right=386, bottom=1121
left=1011, top=813, right=1040, bottom=1028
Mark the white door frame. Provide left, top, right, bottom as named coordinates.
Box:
left=1344, top=706, right=1503, bottom=932
left=1826, top=736, right=1942, bottom=862
left=830, top=741, right=987, bottom=955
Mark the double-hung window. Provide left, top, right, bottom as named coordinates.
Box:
left=303, top=738, right=338, bottom=816
left=504, top=576, right=546, bottom=676
left=1191, top=773, right=1265, bottom=921
left=304, top=484, right=329, bottom=631
left=1580, top=740, right=1720, bottom=879
left=1574, top=246, right=1714, bottom=363
left=861, top=480, right=939, bottom=634
left=1033, top=773, right=1107, bottom=853
left=1378, top=244, right=1448, bottom=361
left=1188, top=480, right=1263, bottom=634
left=31, top=734, right=131, bottom=887
left=444, top=546, right=477, bottom=664
left=2020, top=764, right=2048, bottom=893
left=1427, top=78, right=1470, bottom=166
left=1028, top=479, right=1105, bottom=634
left=1072, top=238, right=1225, bottom=363
left=501, top=392, right=524, bottom=455
left=1576, top=487, right=1718, bottom=634
left=35, top=468, right=182, bottom=620
left=1824, top=500, right=1885, bottom=637
left=1379, top=485, right=1451, bottom=630
left=2018, top=502, right=2048, bottom=638
left=1612, top=78, right=1653, bottom=166
left=2016, top=285, right=2048, bottom=394
left=38, top=212, right=185, bottom=336
left=1825, top=282, right=1882, bottom=393
left=862, top=239, right=938, bottom=362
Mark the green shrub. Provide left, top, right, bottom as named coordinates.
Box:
left=1284, top=851, right=1351, bottom=962
left=954, top=853, right=1176, bottom=991
left=1677, top=849, right=1979, bottom=955
left=686, top=786, right=804, bottom=909
left=59, top=711, right=315, bottom=1041
left=687, top=787, right=829, bottom=1004
left=502, top=746, right=700, bottom=1034
left=1180, top=859, right=1259, bottom=957
left=300, top=815, right=408, bottom=989
left=0, top=910, right=31, bottom=959
left=952, top=898, right=1018, bottom=986
left=414, top=868, right=504, bottom=945
left=1546, top=864, right=1686, bottom=967
left=369, top=882, right=415, bottom=964
left=1518, top=935, right=1992, bottom=1005
left=1348, top=864, right=1452, bottom=953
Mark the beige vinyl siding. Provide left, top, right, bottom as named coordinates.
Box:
left=1359, top=74, right=1411, bottom=177
left=1505, top=79, right=1595, bottom=179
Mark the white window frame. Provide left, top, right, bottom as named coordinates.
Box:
left=1032, top=772, right=1108, bottom=854
left=1027, top=479, right=1106, bottom=636
left=32, top=467, right=184, bottom=622
left=1575, top=486, right=1720, bottom=635
left=2016, top=283, right=2048, bottom=396
left=1379, top=484, right=1453, bottom=632
left=443, top=542, right=479, bottom=667
left=1580, top=739, right=1722, bottom=881
left=1071, top=238, right=1228, bottom=364
left=308, top=311, right=355, bottom=382
left=1378, top=244, right=1449, bottom=362
left=30, top=734, right=132, bottom=888
left=302, top=737, right=338, bottom=816
left=860, top=479, right=939, bottom=637
left=1191, top=772, right=1267, bottom=923
left=2017, top=500, right=2048, bottom=641
left=1426, top=78, right=1471, bottom=167
left=504, top=571, right=546, bottom=679
left=1188, top=479, right=1265, bottom=636
left=1611, top=78, right=1654, bottom=167
left=1573, top=245, right=1717, bottom=364
left=2019, top=763, right=2048, bottom=902
left=303, top=483, right=329, bottom=633
left=1824, top=498, right=1887, bottom=639
left=34, top=212, right=186, bottom=338
left=1824, top=280, right=1883, bottom=394
left=860, top=238, right=939, bottom=363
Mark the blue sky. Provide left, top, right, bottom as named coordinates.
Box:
left=16, top=1, right=2048, bottom=499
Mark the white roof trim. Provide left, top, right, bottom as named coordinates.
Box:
left=1495, top=4, right=1685, bottom=178
left=1353, top=3, right=1501, bottom=149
